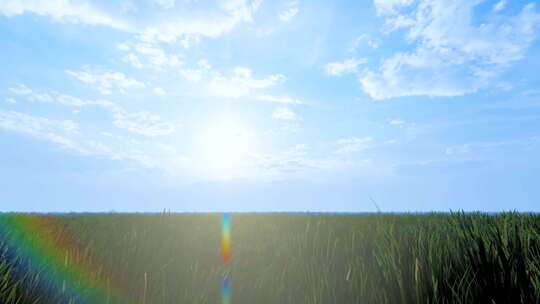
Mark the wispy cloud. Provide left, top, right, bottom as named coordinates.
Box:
left=152, top=87, right=166, bottom=96
left=362, top=1, right=540, bottom=100
left=113, top=111, right=175, bottom=137
left=179, top=60, right=285, bottom=98
left=325, top=58, right=367, bottom=76
left=279, top=0, right=299, bottom=22
left=0, top=110, right=78, bottom=133
left=121, top=53, right=144, bottom=69
left=0, top=110, right=84, bottom=152
left=0, top=110, right=162, bottom=167
left=257, top=94, right=304, bottom=105
left=179, top=59, right=212, bottom=82
left=1, top=0, right=262, bottom=48
left=493, top=0, right=507, bottom=12
left=118, top=42, right=183, bottom=70
left=139, top=0, right=263, bottom=44
left=66, top=67, right=145, bottom=95
left=207, top=67, right=286, bottom=98
left=445, top=137, right=540, bottom=156
left=154, top=0, right=176, bottom=10
left=249, top=142, right=380, bottom=181
left=335, top=137, right=373, bottom=154
left=253, top=144, right=349, bottom=180
left=272, top=106, right=298, bottom=121
left=388, top=119, right=405, bottom=126
left=260, top=94, right=306, bottom=123
left=9, top=84, right=90, bottom=106
left=8, top=85, right=176, bottom=137
left=5, top=98, right=17, bottom=104
left=521, top=89, right=540, bottom=96
left=373, top=0, right=414, bottom=16
left=0, top=0, right=130, bottom=30
left=349, top=34, right=379, bottom=52
left=8, top=84, right=32, bottom=95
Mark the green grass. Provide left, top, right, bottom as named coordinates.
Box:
left=1, top=212, right=540, bottom=303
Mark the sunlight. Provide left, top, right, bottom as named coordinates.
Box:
left=198, top=118, right=257, bottom=178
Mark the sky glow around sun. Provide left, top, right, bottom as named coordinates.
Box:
left=1, top=0, right=540, bottom=211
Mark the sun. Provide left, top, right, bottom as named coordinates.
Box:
left=198, top=118, right=257, bottom=178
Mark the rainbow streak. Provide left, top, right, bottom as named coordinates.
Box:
left=0, top=214, right=126, bottom=303
left=222, top=213, right=232, bottom=304
left=222, top=213, right=231, bottom=265
left=222, top=274, right=231, bottom=304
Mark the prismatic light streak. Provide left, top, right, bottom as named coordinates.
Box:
left=222, top=213, right=231, bottom=304
left=222, top=213, right=231, bottom=265
left=222, top=274, right=231, bottom=304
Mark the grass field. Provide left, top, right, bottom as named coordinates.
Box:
left=1, top=212, right=540, bottom=303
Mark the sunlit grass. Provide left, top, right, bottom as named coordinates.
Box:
left=1, top=212, right=540, bottom=303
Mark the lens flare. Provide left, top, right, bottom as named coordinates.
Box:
left=0, top=214, right=126, bottom=303
left=222, top=213, right=231, bottom=264
left=222, top=213, right=232, bottom=304
left=222, top=274, right=231, bottom=304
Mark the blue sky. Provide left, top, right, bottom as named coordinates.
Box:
left=1, top=0, right=540, bottom=212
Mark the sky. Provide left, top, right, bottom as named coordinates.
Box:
left=1, top=0, right=540, bottom=212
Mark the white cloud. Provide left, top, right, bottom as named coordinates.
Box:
left=117, top=42, right=131, bottom=51
left=0, top=110, right=78, bottom=133
left=252, top=145, right=316, bottom=177
left=0, top=110, right=163, bottom=167
left=66, top=67, right=145, bottom=95
left=179, top=68, right=204, bottom=82
left=272, top=106, right=298, bottom=121
left=122, top=53, right=144, bottom=69
left=445, top=140, right=505, bottom=156
left=6, top=98, right=17, bottom=104
left=362, top=1, right=540, bottom=100
left=8, top=85, right=176, bottom=137
left=389, top=119, right=405, bottom=126
left=252, top=144, right=361, bottom=180
left=139, top=0, right=262, bottom=44
left=325, top=58, right=367, bottom=76
left=368, top=40, right=379, bottom=49
left=132, top=43, right=183, bottom=70
left=118, top=41, right=185, bottom=70
left=1, top=0, right=262, bottom=50
left=349, top=35, right=379, bottom=52
left=446, top=137, right=540, bottom=157
left=279, top=0, right=299, bottom=22
left=9, top=84, right=32, bottom=95
left=493, top=0, right=506, bottom=12
left=94, top=100, right=177, bottom=137
left=373, top=0, right=414, bottom=16
left=350, top=35, right=366, bottom=52
left=0, top=110, right=85, bottom=151
left=257, top=94, right=304, bottom=105
left=0, top=0, right=129, bottom=30
left=9, top=84, right=89, bottom=106
left=153, top=87, right=166, bottom=96
left=360, top=48, right=480, bottom=99
left=155, top=0, right=176, bottom=9
left=113, top=111, right=175, bottom=137
left=208, top=67, right=286, bottom=98
left=54, top=92, right=92, bottom=106
left=335, top=137, right=373, bottom=154
left=179, top=58, right=212, bottom=82
left=197, top=58, right=212, bottom=70
left=121, top=0, right=137, bottom=13
left=522, top=89, right=540, bottom=95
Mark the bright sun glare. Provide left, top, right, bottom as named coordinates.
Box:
left=199, top=119, right=257, bottom=178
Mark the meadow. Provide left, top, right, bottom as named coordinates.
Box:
left=1, top=212, right=540, bottom=303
